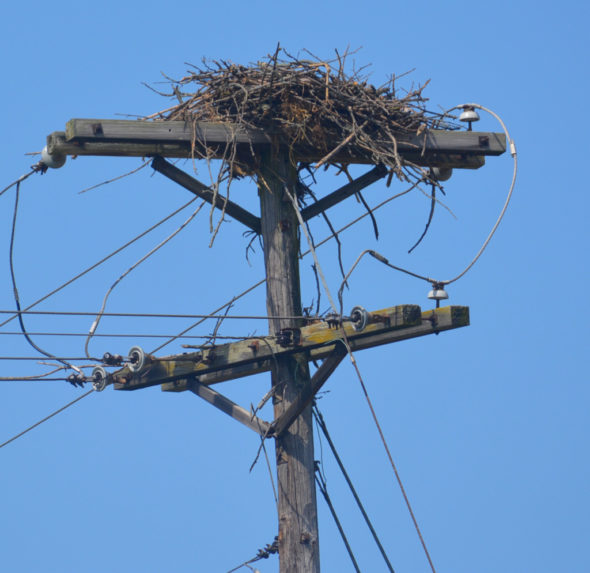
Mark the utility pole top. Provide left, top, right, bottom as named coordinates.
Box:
left=46, top=118, right=505, bottom=169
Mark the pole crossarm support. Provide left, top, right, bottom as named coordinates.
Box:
left=151, top=156, right=261, bottom=233
left=300, top=165, right=389, bottom=222
left=111, top=305, right=469, bottom=392
left=46, top=119, right=506, bottom=169
left=189, top=380, right=271, bottom=436
left=269, top=344, right=348, bottom=438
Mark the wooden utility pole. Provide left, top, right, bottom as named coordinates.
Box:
left=258, top=147, right=320, bottom=572
left=44, top=116, right=502, bottom=572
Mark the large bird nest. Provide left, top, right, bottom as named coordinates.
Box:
left=148, top=48, right=456, bottom=183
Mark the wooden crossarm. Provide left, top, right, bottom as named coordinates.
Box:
left=46, top=119, right=505, bottom=169
left=109, top=305, right=469, bottom=392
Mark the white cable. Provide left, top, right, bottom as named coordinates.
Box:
left=440, top=102, right=517, bottom=285
left=345, top=102, right=517, bottom=291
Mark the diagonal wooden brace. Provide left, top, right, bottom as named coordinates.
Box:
left=300, top=165, right=388, bottom=221
left=269, top=343, right=348, bottom=438
left=189, top=380, right=270, bottom=436
left=151, top=156, right=261, bottom=234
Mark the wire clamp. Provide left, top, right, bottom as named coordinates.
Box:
left=102, top=352, right=123, bottom=366
left=67, top=372, right=86, bottom=388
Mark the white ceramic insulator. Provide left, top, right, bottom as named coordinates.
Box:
left=41, top=146, right=66, bottom=168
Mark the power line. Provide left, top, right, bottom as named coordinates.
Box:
left=342, top=337, right=438, bottom=573
left=313, top=406, right=395, bottom=572
left=0, top=357, right=96, bottom=361
left=0, top=196, right=199, bottom=329
left=77, top=159, right=150, bottom=194
left=315, top=467, right=361, bottom=573
left=0, top=163, right=44, bottom=199
left=290, top=180, right=439, bottom=573
left=84, top=200, right=207, bottom=357
left=0, top=389, right=94, bottom=449
left=149, top=279, right=266, bottom=354
left=0, top=309, right=314, bottom=320
left=0, top=331, right=266, bottom=340
left=225, top=536, right=279, bottom=573
left=8, top=179, right=80, bottom=373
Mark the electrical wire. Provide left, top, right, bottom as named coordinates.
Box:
left=225, top=537, right=279, bottom=573
left=77, top=160, right=150, bottom=194
left=0, top=196, right=199, bottom=330
left=289, top=181, right=439, bottom=573
left=440, top=103, right=517, bottom=285
left=0, top=309, right=314, bottom=320
left=0, top=356, right=97, bottom=361
left=284, top=184, right=338, bottom=312
left=341, top=335, right=438, bottom=573
left=0, top=331, right=269, bottom=340
left=149, top=279, right=265, bottom=354
left=0, top=163, right=44, bottom=199
left=84, top=200, right=206, bottom=357
left=313, top=406, right=395, bottom=572
left=0, top=377, right=85, bottom=381
left=315, top=469, right=362, bottom=573
left=9, top=180, right=81, bottom=374
left=0, top=388, right=94, bottom=449
left=147, top=177, right=421, bottom=355
left=338, top=103, right=517, bottom=293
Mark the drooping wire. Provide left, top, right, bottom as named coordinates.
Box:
left=441, top=103, right=517, bottom=285
left=315, top=466, right=362, bottom=573
left=339, top=103, right=518, bottom=291
left=0, top=196, right=199, bottom=330
left=9, top=180, right=81, bottom=374
left=84, top=200, right=206, bottom=358
left=0, top=389, right=94, bottom=449
left=313, top=405, right=396, bottom=572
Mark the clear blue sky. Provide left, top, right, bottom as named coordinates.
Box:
left=1, top=2, right=588, bottom=572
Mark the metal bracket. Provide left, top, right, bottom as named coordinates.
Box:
left=276, top=327, right=301, bottom=347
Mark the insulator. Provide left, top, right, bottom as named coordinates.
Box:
left=427, top=288, right=449, bottom=301
left=350, top=305, right=369, bottom=332
left=41, top=146, right=66, bottom=169
left=127, top=346, right=146, bottom=373
left=92, top=366, right=108, bottom=392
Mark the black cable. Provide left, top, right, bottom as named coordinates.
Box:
left=0, top=357, right=97, bottom=361
left=0, top=309, right=312, bottom=320
left=0, top=377, right=83, bottom=381
left=313, top=406, right=396, bottom=573
left=0, top=164, right=43, bottom=199
left=8, top=181, right=78, bottom=373
left=0, top=196, right=199, bottom=329
left=0, top=389, right=94, bottom=449
left=315, top=467, right=361, bottom=573
left=0, top=331, right=261, bottom=340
